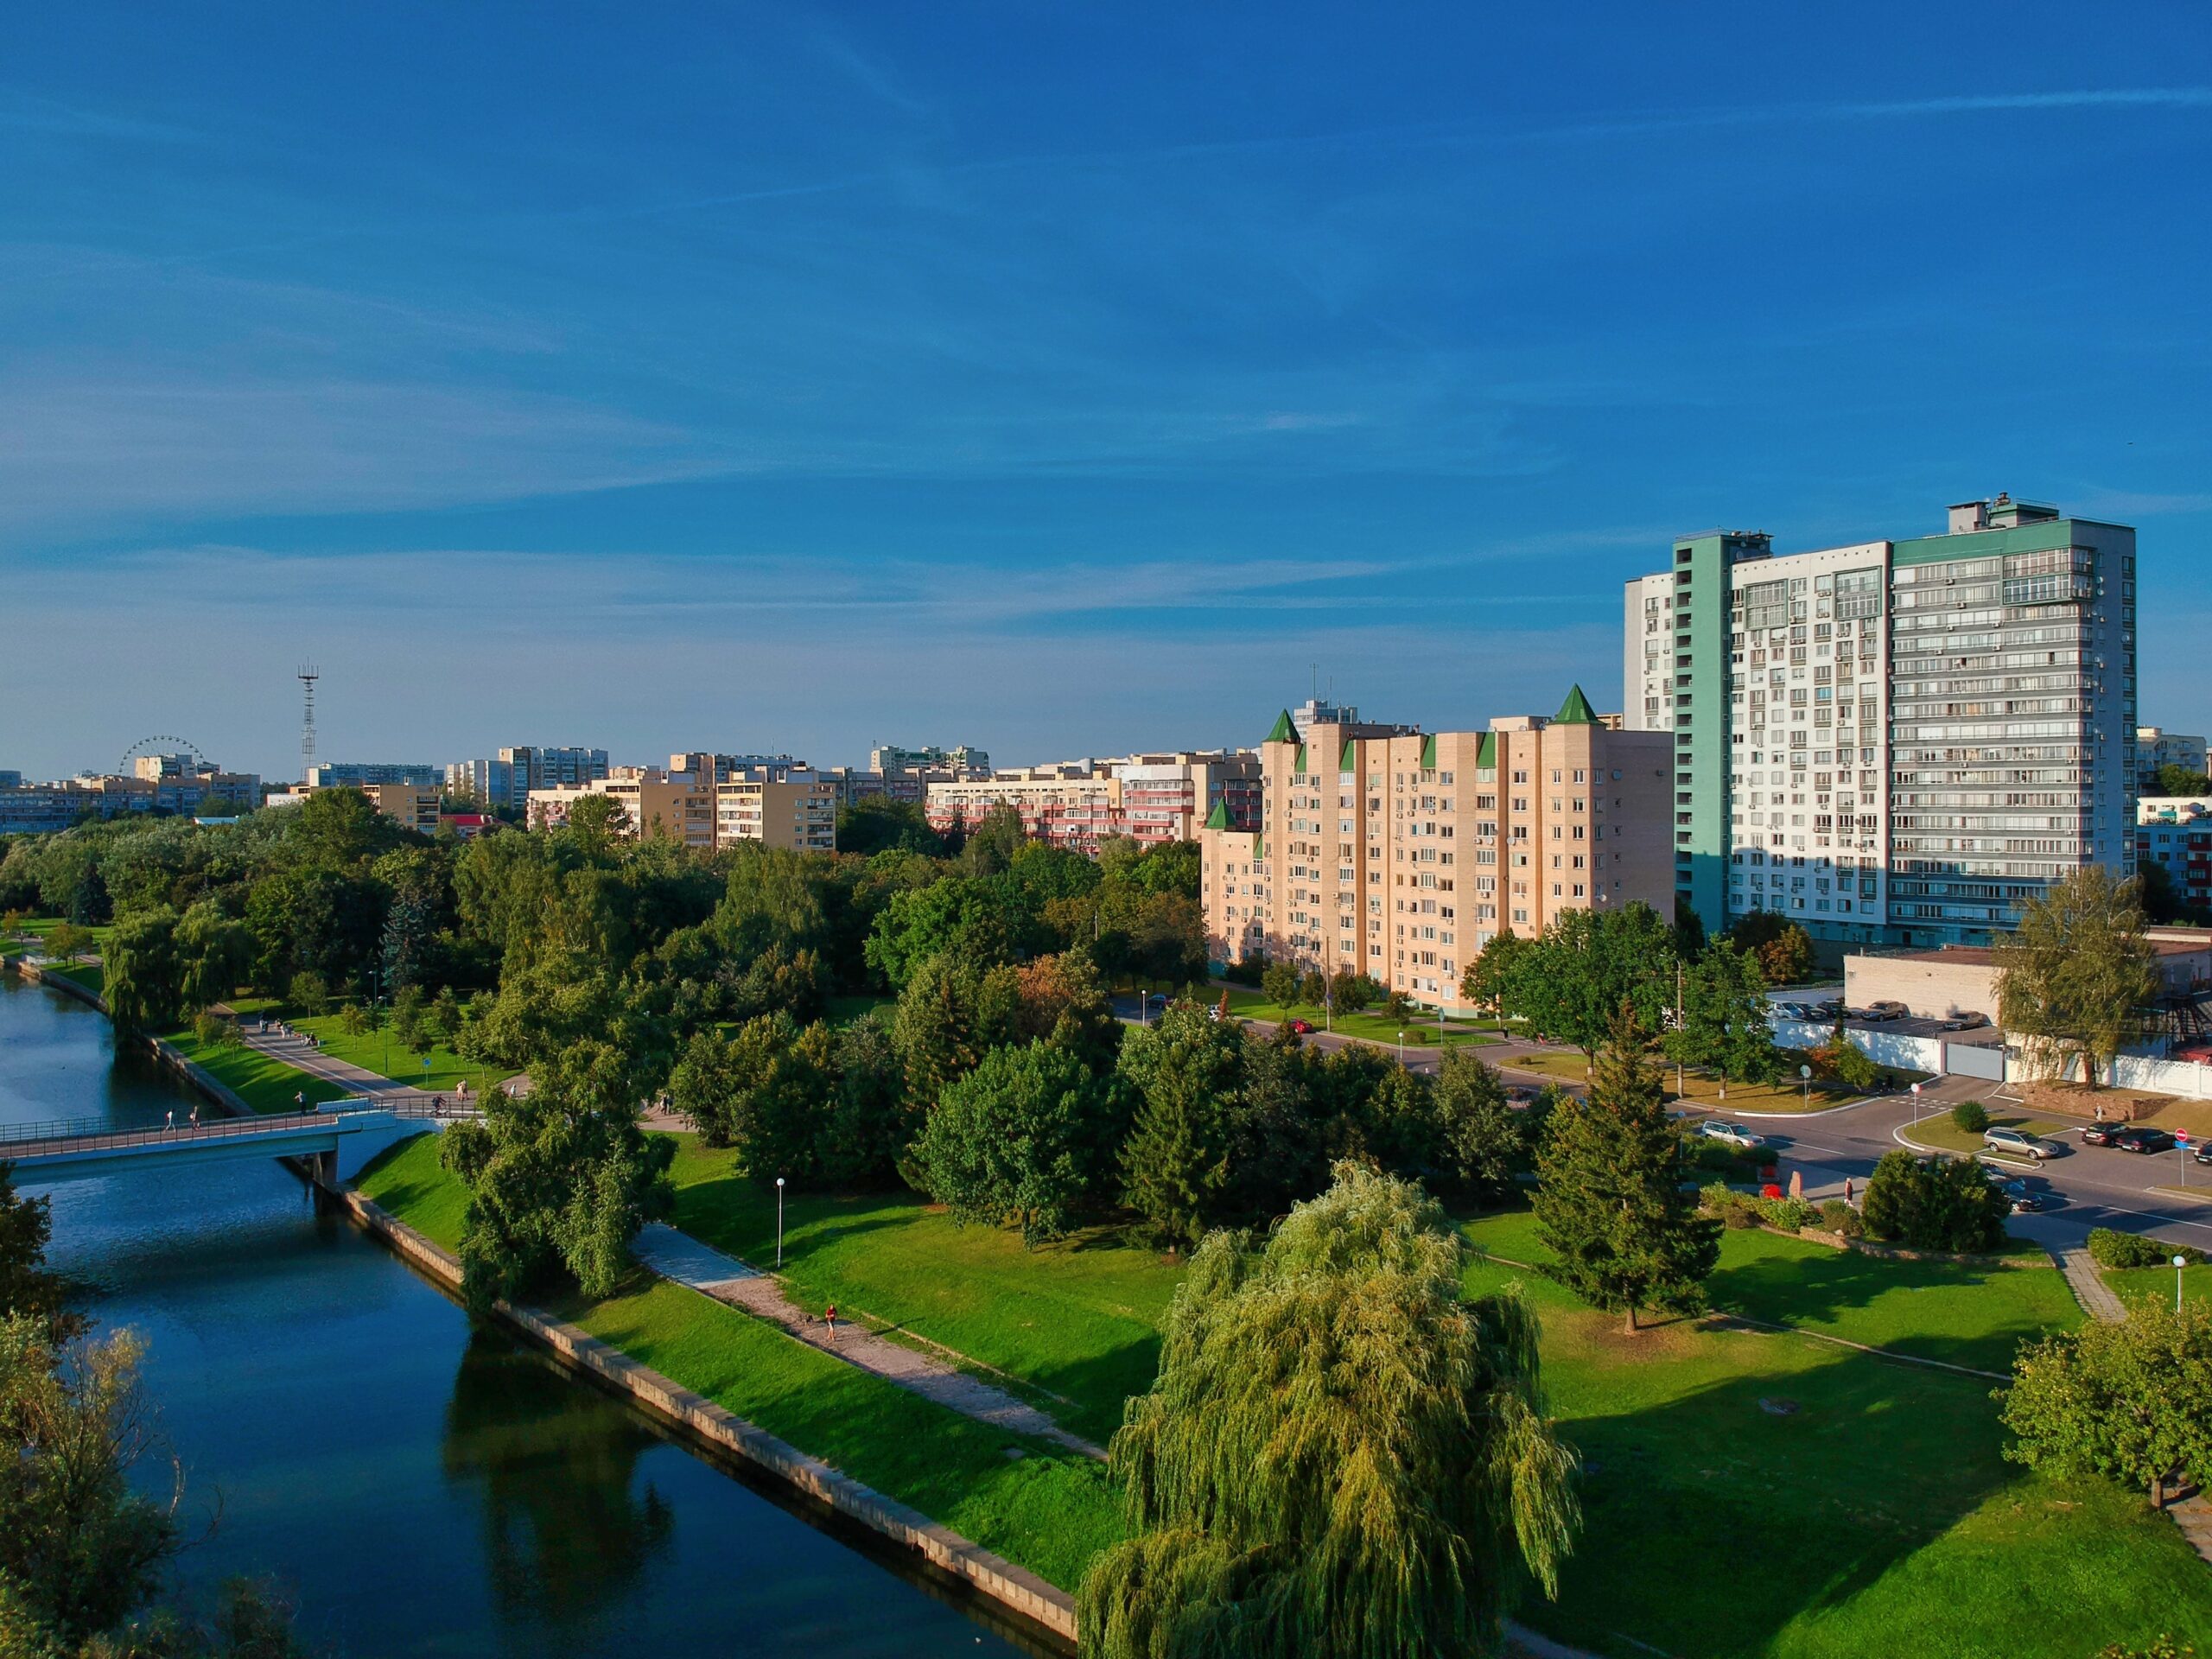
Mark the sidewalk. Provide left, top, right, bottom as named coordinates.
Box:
left=630, top=1224, right=1106, bottom=1459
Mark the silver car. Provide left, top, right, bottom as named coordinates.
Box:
left=1700, top=1121, right=1766, bottom=1151
left=1983, top=1126, right=2057, bottom=1162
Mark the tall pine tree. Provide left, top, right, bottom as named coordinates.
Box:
left=1531, top=1005, right=1719, bottom=1333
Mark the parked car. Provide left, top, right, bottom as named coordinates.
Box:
left=1286, top=1018, right=1314, bottom=1035
left=1983, top=1126, right=2058, bottom=1162
left=1994, top=1177, right=2047, bottom=1214
left=2194, top=1141, right=2212, bottom=1167
left=1812, top=999, right=1846, bottom=1017
left=1868, top=1000, right=1910, bottom=1019
left=2080, top=1122, right=2126, bottom=1147
left=1943, top=1011, right=1990, bottom=1030
left=2109, top=1126, right=2177, bottom=1155
left=1700, top=1121, right=1766, bottom=1151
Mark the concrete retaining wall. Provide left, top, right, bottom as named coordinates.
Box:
left=325, top=1185, right=1078, bottom=1645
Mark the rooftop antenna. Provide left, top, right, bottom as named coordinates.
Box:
left=297, top=664, right=319, bottom=779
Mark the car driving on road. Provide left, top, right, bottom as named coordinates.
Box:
left=1700, top=1122, right=1766, bottom=1150
left=1286, top=1018, right=1314, bottom=1035
left=1983, top=1126, right=2059, bottom=1162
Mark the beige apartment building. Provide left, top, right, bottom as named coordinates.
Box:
left=1199, top=690, right=1674, bottom=1008
left=361, top=785, right=443, bottom=836
left=715, top=778, right=837, bottom=851
left=925, top=751, right=1260, bottom=853
left=527, top=768, right=717, bottom=849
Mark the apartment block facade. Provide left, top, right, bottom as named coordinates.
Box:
left=307, top=761, right=440, bottom=789
left=714, top=779, right=837, bottom=851
left=450, top=747, right=611, bottom=810
left=1624, top=495, right=2137, bottom=948
left=2139, top=727, right=2209, bottom=789
left=1199, top=692, right=1673, bottom=1008
left=527, top=769, right=717, bottom=848
left=925, top=751, right=1260, bottom=854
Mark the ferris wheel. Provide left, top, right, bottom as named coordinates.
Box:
left=118, top=735, right=207, bottom=775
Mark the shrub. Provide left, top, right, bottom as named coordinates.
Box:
left=1700, top=1182, right=1758, bottom=1229
left=1408, top=1027, right=1433, bottom=1046
left=1951, top=1100, right=1990, bottom=1134
left=1826, top=1041, right=1883, bottom=1092
left=2088, top=1226, right=2207, bottom=1270
left=1753, top=1195, right=1817, bottom=1232
left=1860, top=1148, right=2006, bottom=1252
left=1818, top=1198, right=1866, bottom=1238
left=191, top=1010, right=238, bottom=1049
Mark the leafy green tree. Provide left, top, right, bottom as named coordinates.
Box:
left=101, top=907, right=185, bottom=1032
left=1673, top=940, right=1782, bottom=1095
left=41, top=921, right=93, bottom=963
left=562, top=793, right=632, bottom=858
left=889, top=953, right=1020, bottom=1116
left=286, top=969, right=330, bottom=1017
left=1952, top=1099, right=1991, bottom=1134
left=2001, top=1293, right=2212, bottom=1510
left=1427, top=1050, right=1531, bottom=1206
left=2157, top=762, right=2212, bottom=798
left=0, top=1166, right=77, bottom=1341
left=1514, top=904, right=1678, bottom=1062
left=441, top=1039, right=677, bottom=1307
left=958, top=802, right=1027, bottom=877
left=715, top=844, right=830, bottom=957
left=1117, top=1002, right=1248, bottom=1249
left=715, top=1013, right=839, bottom=1179
left=1260, top=961, right=1300, bottom=1009
left=1727, top=912, right=1816, bottom=987
left=1078, top=1164, right=1576, bottom=1659
left=391, top=983, right=429, bottom=1057
left=1859, top=1149, right=2006, bottom=1252
left=1531, top=1007, right=1719, bottom=1332
left=1996, top=867, right=2161, bottom=1088
left=819, top=1011, right=910, bottom=1185
left=910, top=1039, right=1132, bottom=1245
left=864, top=876, right=1039, bottom=990
left=175, top=900, right=254, bottom=1012
left=288, top=785, right=396, bottom=868
left=834, top=797, right=944, bottom=857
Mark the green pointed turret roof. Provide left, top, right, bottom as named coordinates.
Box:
left=1420, top=734, right=1437, bottom=770
left=1294, top=743, right=1307, bottom=772
left=1339, top=739, right=1357, bottom=773
left=1554, top=683, right=1599, bottom=725
left=1265, top=708, right=1297, bottom=743
left=1205, top=799, right=1230, bottom=830
left=1475, top=731, right=1497, bottom=770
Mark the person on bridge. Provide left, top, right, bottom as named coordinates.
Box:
left=294, top=1090, right=305, bottom=1109
left=188, top=1105, right=199, bottom=1128
left=166, top=1109, right=174, bottom=1129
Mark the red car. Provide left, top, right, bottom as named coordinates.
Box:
left=1287, top=1018, right=1314, bottom=1035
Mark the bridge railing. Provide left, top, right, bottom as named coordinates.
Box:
left=0, top=1112, right=346, bottom=1156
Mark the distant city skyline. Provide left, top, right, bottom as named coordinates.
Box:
left=4, top=4, right=2209, bottom=780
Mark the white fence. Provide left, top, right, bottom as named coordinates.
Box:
left=1769, top=1012, right=2212, bottom=1095
left=2112, top=1052, right=2212, bottom=1099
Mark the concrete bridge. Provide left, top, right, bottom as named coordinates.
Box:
left=0, top=1101, right=446, bottom=1185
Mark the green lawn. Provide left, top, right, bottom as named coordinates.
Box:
left=1900, top=1110, right=2073, bottom=1159
left=353, top=1133, right=470, bottom=1251
left=1508, top=1048, right=1873, bottom=1112
left=665, top=1135, right=1179, bottom=1445
left=823, top=993, right=896, bottom=1027
left=355, top=1135, right=1122, bottom=1591
left=288, top=1011, right=507, bottom=1095
left=1458, top=1223, right=2212, bottom=1658
left=47, top=962, right=105, bottom=997
left=2107, top=1261, right=2212, bottom=1312
left=1218, top=987, right=1496, bottom=1050
left=158, top=1024, right=352, bottom=1116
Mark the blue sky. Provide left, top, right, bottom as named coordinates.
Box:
left=5, top=3, right=2209, bottom=780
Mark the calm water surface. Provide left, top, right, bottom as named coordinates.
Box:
left=0, top=976, right=1037, bottom=1659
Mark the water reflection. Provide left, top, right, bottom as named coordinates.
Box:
left=442, top=1331, right=675, bottom=1625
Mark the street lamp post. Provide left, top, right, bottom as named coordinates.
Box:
left=1397, top=1030, right=1405, bottom=1067
left=1910, top=1080, right=1923, bottom=1128
left=776, top=1177, right=786, bottom=1269
left=2177, top=1254, right=2190, bottom=1316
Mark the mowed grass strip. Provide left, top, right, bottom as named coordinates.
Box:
left=156, top=1023, right=353, bottom=1116
left=356, top=1134, right=1122, bottom=1591
left=288, top=1011, right=507, bottom=1096
left=665, top=1135, right=1177, bottom=1445
left=1457, top=1234, right=2212, bottom=1658
left=1218, top=987, right=1497, bottom=1049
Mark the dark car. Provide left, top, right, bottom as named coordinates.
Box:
left=2110, top=1126, right=2177, bottom=1155
left=1286, top=1018, right=1314, bottom=1035
left=1995, top=1178, right=2046, bottom=1214
left=2194, top=1141, right=2212, bottom=1167
left=2080, top=1122, right=2127, bottom=1147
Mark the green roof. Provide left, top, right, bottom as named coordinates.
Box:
left=1475, top=732, right=1497, bottom=770
left=1339, top=739, right=1357, bottom=773
left=1554, top=684, right=1599, bottom=725
left=1205, top=799, right=1230, bottom=830
left=1420, top=734, right=1437, bottom=770
left=1294, top=743, right=1307, bottom=772
left=1265, top=708, right=1297, bottom=744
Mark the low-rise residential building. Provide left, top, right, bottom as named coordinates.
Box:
left=527, top=769, right=716, bottom=848
left=925, top=751, right=1260, bottom=853
left=0, top=762, right=263, bottom=833
left=361, top=785, right=443, bottom=836
left=2138, top=798, right=2212, bottom=913
left=714, top=779, right=837, bottom=851
left=1200, top=690, right=1674, bottom=1008
left=2139, top=727, right=2209, bottom=789
left=1844, top=928, right=2212, bottom=1024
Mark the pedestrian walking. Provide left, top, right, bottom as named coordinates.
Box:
left=294, top=1090, right=305, bottom=1109
left=188, top=1105, right=199, bottom=1128
left=166, top=1109, right=174, bottom=1129
left=1843, top=1177, right=1855, bottom=1205
left=823, top=1305, right=838, bottom=1344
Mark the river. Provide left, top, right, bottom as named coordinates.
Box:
left=0, top=976, right=1039, bottom=1659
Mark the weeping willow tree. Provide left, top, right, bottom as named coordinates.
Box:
left=1077, top=1163, right=1577, bottom=1659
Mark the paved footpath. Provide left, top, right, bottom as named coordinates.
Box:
left=2053, top=1245, right=2128, bottom=1324
left=631, top=1224, right=1106, bottom=1459
left=228, top=1018, right=1109, bottom=1459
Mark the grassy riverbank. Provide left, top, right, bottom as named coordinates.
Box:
left=156, top=1023, right=353, bottom=1115
left=356, top=1135, right=1123, bottom=1592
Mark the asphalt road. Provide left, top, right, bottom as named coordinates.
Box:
left=1116, top=996, right=2212, bottom=1251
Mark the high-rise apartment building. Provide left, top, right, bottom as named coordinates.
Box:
left=307, top=761, right=441, bottom=789
left=1199, top=692, right=1673, bottom=1008
left=1624, top=494, right=2137, bottom=948
left=447, top=747, right=610, bottom=810
left=2139, top=727, right=2208, bottom=789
